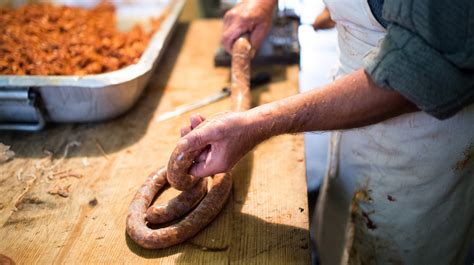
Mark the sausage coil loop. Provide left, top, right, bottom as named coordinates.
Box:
left=126, top=35, right=252, bottom=249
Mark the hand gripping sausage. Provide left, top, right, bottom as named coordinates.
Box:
left=126, top=35, right=252, bottom=249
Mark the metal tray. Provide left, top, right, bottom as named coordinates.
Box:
left=0, top=0, right=185, bottom=131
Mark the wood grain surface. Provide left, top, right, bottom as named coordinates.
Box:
left=0, top=20, right=310, bottom=264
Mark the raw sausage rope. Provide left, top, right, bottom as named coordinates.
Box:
left=126, top=36, right=252, bottom=249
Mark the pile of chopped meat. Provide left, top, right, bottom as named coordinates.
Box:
left=0, top=2, right=162, bottom=75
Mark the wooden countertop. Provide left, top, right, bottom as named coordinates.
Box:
left=0, top=20, right=310, bottom=264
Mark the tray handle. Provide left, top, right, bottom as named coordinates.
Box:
left=0, top=88, right=46, bottom=131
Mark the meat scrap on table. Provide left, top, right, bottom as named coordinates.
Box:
left=0, top=143, right=15, bottom=164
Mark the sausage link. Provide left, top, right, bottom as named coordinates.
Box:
left=230, top=35, right=252, bottom=112
left=126, top=172, right=232, bottom=249
left=146, top=177, right=209, bottom=224
left=126, top=35, right=252, bottom=249
left=166, top=36, right=252, bottom=191
left=167, top=149, right=200, bottom=191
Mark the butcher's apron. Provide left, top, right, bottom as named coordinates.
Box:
left=314, top=0, right=474, bottom=264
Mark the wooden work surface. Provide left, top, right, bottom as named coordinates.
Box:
left=0, top=20, right=310, bottom=264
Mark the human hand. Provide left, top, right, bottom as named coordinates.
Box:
left=222, top=0, right=276, bottom=53
left=177, top=112, right=263, bottom=177
left=312, top=7, right=336, bottom=31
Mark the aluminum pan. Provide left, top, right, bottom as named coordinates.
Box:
left=0, top=0, right=185, bottom=123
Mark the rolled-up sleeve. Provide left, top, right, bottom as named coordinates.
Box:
left=363, top=0, right=474, bottom=120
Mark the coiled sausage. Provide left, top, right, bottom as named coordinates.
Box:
left=126, top=35, right=252, bottom=249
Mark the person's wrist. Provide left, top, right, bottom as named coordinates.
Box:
left=247, top=0, right=277, bottom=7
left=260, top=0, right=277, bottom=11
left=248, top=0, right=277, bottom=17
left=243, top=105, right=277, bottom=143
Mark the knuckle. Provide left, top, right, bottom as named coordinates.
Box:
left=240, top=11, right=257, bottom=24
left=215, top=124, right=227, bottom=137
left=241, top=13, right=251, bottom=21
left=193, top=133, right=204, bottom=147
left=177, top=138, right=188, bottom=151
left=228, top=8, right=238, bottom=16
left=224, top=9, right=237, bottom=20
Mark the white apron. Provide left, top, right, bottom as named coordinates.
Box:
left=314, top=0, right=474, bottom=264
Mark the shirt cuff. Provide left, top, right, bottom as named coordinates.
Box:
left=363, top=24, right=474, bottom=120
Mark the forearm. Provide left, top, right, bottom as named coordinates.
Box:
left=250, top=0, right=277, bottom=8
left=240, top=0, right=277, bottom=12
left=246, top=69, right=419, bottom=139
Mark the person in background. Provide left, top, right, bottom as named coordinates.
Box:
left=178, top=0, right=474, bottom=263
left=312, top=7, right=335, bottom=31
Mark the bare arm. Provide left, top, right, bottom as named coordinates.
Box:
left=249, top=69, right=418, bottom=139
left=178, top=69, right=418, bottom=177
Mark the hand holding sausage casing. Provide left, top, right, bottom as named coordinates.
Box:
left=126, top=35, right=253, bottom=249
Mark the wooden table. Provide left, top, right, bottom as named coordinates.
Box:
left=0, top=20, right=310, bottom=264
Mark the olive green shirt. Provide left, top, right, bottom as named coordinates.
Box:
left=363, top=0, right=474, bottom=119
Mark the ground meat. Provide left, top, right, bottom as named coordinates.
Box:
left=0, top=2, right=162, bottom=75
